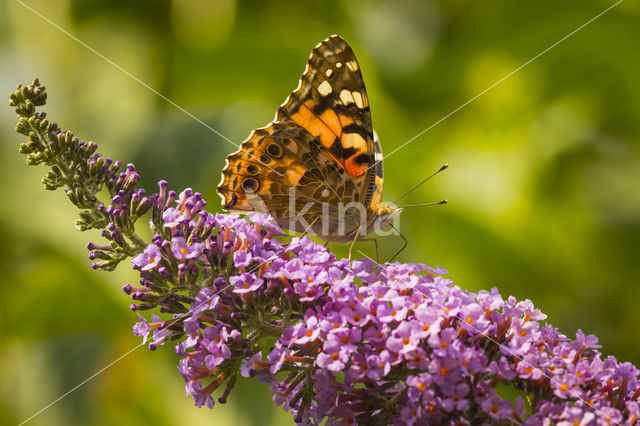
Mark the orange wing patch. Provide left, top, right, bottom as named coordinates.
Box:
left=319, top=108, right=348, bottom=139
left=291, top=100, right=339, bottom=149
left=291, top=101, right=369, bottom=180
left=344, top=153, right=367, bottom=178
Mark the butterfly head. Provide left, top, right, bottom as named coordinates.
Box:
left=372, top=204, right=403, bottom=231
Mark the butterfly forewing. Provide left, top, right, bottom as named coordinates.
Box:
left=276, top=36, right=377, bottom=193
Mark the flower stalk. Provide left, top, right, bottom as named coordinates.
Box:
left=10, top=79, right=640, bottom=425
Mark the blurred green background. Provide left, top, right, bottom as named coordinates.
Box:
left=1, top=0, right=639, bottom=424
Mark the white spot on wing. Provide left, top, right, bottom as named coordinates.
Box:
left=340, top=89, right=354, bottom=105
left=335, top=62, right=343, bottom=69
left=317, top=80, right=332, bottom=96
left=352, top=91, right=364, bottom=108
left=346, top=60, right=358, bottom=71
left=325, top=69, right=334, bottom=78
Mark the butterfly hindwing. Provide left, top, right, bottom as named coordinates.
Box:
left=218, top=122, right=361, bottom=235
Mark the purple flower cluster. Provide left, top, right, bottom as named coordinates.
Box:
left=13, top=80, right=640, bottom=425
left=129, top=204, right=639, bottom=424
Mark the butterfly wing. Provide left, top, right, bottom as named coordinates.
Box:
left=218, top=35, right=384, bottom=241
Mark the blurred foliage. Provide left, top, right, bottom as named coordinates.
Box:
left=1, top=0, right=639, bottom=424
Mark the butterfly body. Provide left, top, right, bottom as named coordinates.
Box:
left=218, top=35, right=401, bottom=243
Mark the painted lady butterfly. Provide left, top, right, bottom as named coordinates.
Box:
left=218, top=35, right=401, bottom=251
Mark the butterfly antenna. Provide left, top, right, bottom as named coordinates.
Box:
left=400, top=200, right=447, bottom=208
left=389, top=225, right=407, bottom=262
left=393, top=163, right=448, bottom=204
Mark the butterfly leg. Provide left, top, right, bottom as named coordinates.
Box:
left=299, top=216, right=320, bottom=239
left=358, top=238, right=380, bottom=264
left=348, top=225, right=363, bottom=262
left=388, top=225, right=408, bottom=262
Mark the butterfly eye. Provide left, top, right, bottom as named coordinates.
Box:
left=266, top=143, right=283, bottom=158
left=246, top=164, right=259, bottom=175
left=242, top=177, right=259, bottom=193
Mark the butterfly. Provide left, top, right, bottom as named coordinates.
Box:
left=217, top=35, right=402, bottom=256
